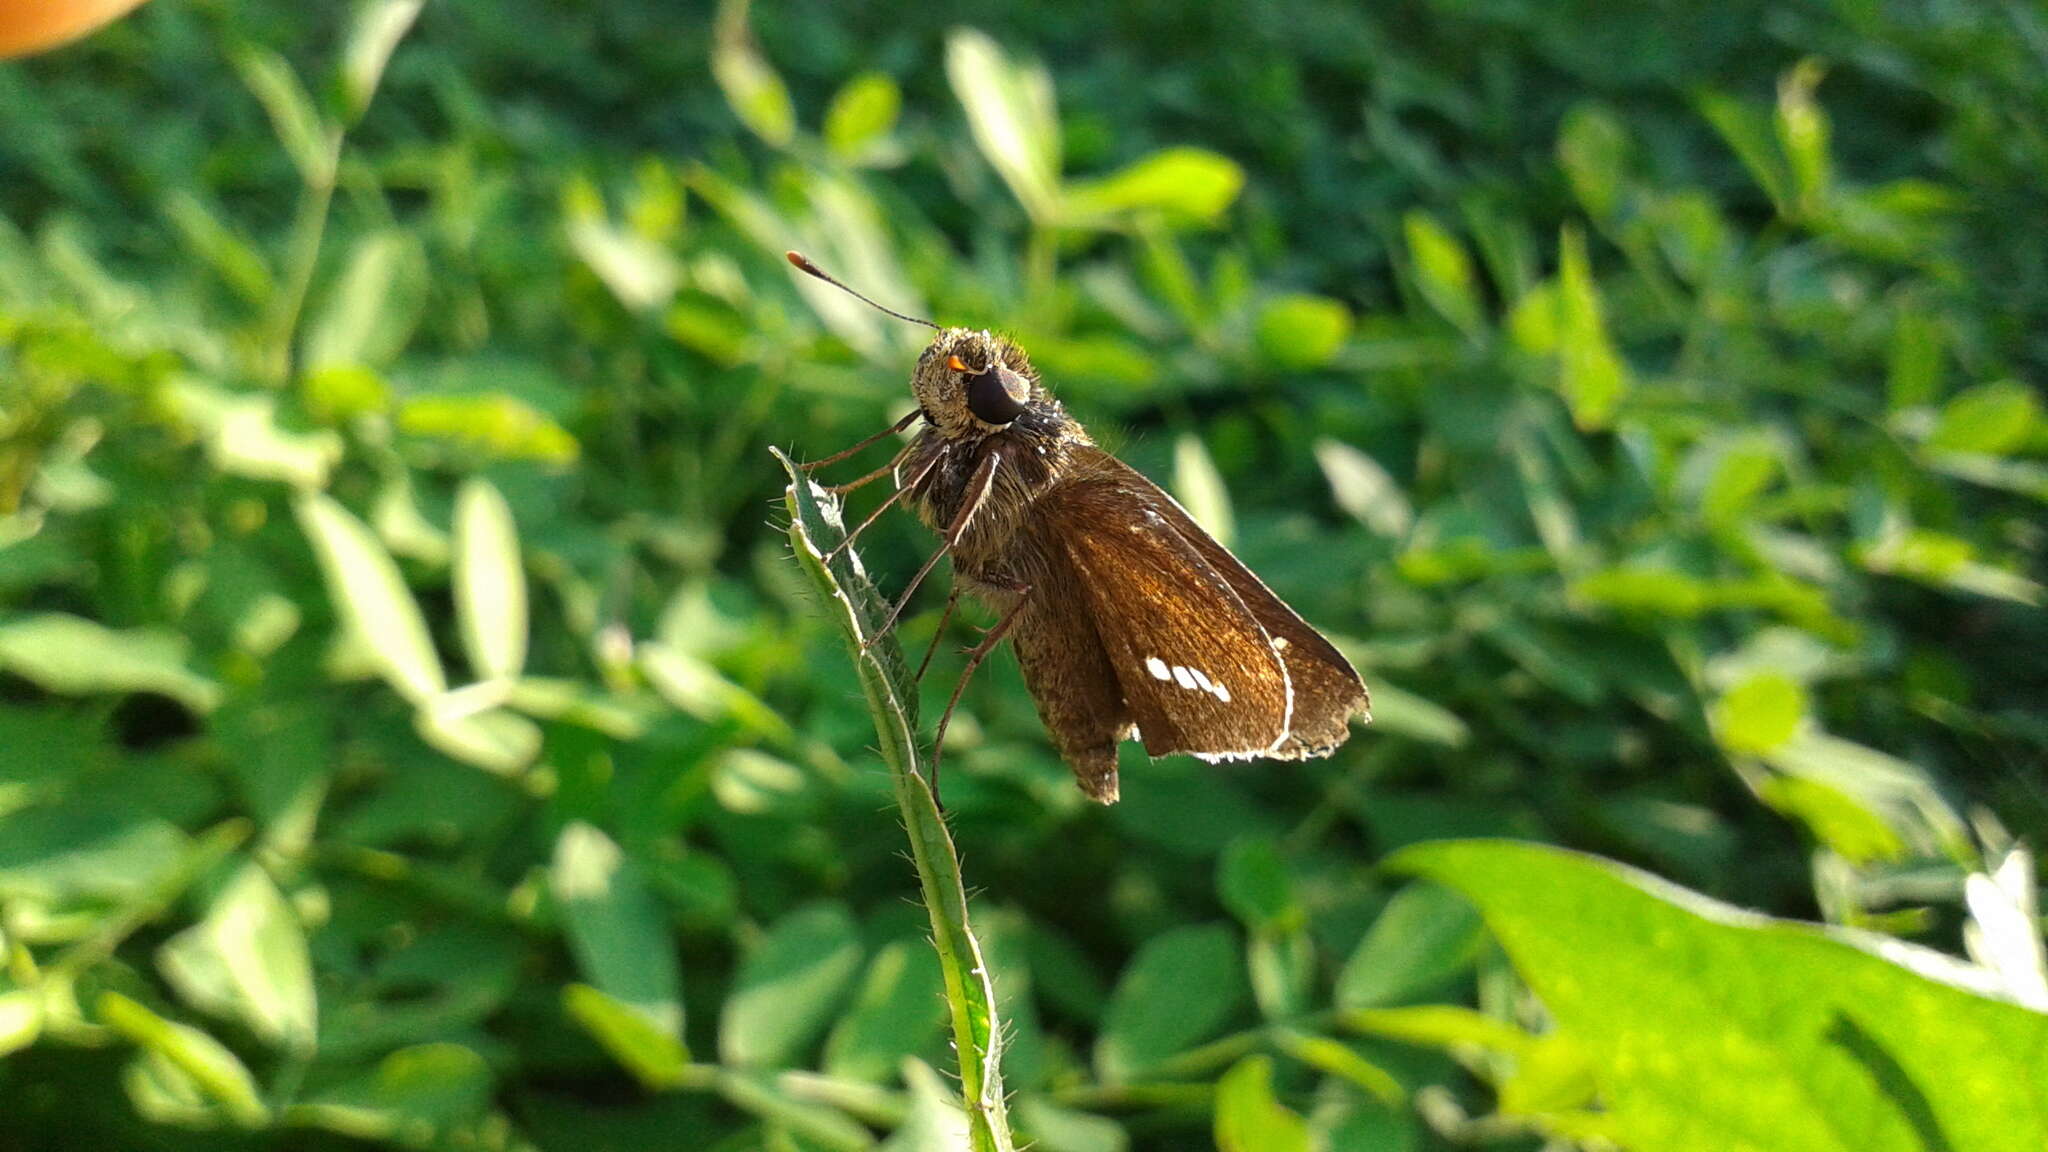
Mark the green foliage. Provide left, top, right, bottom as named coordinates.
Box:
left=1, top=0, right=2044, bottom=1149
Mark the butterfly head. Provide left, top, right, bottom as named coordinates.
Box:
left=914, top=327, right=1041, bottom=437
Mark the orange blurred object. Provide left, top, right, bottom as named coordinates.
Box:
left=0, top=0, right=151, bottom=58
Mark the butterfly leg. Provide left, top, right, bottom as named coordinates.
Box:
left=865, top=452, right=999, bottom=648
left=824, top=440, right=912, bottom=495
left=930, top=575, right=1031, bottom=810
left=913, top=583, right=962, bottom=682
left=800, top=409, right=919, bottom=473
left=822, top=449, right=944, bottom=566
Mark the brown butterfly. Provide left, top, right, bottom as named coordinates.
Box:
left=790, top=252, right=1369, bottom=804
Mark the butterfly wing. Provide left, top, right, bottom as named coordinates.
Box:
left=1037, top=456, right=1295, bottom=762
left=1105, top=454, right=1371, bottom=754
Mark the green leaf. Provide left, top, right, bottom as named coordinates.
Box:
left=1217, top=837, right=1298, bottom=932
left=157, top=861, right=317, bottom=1051
left=716, top=1071, right=878, bottom=1151
left=414, top=698, right=542, bottom=775
left=721, top=902, right=863, bottom=1068
left=550, top=822, right=683, bottom=1038
left=1754, top=776, right=1906, bottom=865
left=824, top=939, right=948, bottom=1083
left=1314, top=439, right=1412, bottom=538
left=1699, top=91, right=1792, bottom=215
left=1342, top=1004, right=1537, bottom=1059
left=1272, top=1030, right=1402, bottom=1104
left=1256, top=294, right=1352, bottom=370
left=1015, top=1097, right=1128, bottom=1152
left=1335, top=882, right=1484, bottom=1010
left=1403, top=211, right=1484, bottom=337
left=1557, top=102, right=1629, bottom=221
left=296, top=493, right=447, bottom=704
left=295, top=1043, right=492, bottom=1139
left=302, top=229, right=427, bottom=373
left=1170, top=434, right=1235, bottom=548
left=0, top=989, right=42, bottom=1058
left=712, top=0, right=795, bottom=147
left=396, top=392, right=580, bottom=465
left=1554, top=225, right=1627, bottom=430
left=1887, top=305, right=1944, bottom=411
left=882, top=1059, right=971, bottom=1151
left=1096, top=924, right=1244, bottom=1081
left=946, top=27, right=1061, bottom=223
left=340, top=0, right=424, bottom=124
left=564, top=983, right=691, bottom=1090
left=1711, top=672, right=1808, bottom=756
left=98, top=992, right=269, bottom=1127
left=234, top=48, right=332, bottom=186
left=1776, top=60, right=1833, bottom=216
left=0, top=613, right=220, bottom=713
left=1062, top=147, right=1244, bottom=228
left=1213, top=1056, right=1312, bottom=1152
left=1925, top=380, right=2040, bottom=456
left=1392, top=840, right=2048, bottom=1151
left=453, top=477, right=528, bottom=681
left=825, top=71, right=902, bottom=160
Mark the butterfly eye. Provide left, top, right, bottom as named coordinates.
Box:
left=967, top=364, right=1030, bottom=425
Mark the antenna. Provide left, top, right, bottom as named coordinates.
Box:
left=785, top=251, right=939, bottom=330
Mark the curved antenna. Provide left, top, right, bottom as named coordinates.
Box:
left=785, top=251, right=939, bottom=330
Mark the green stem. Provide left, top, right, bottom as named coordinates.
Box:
left=266, top=135, right=344, bottom=386
left=775, top=448, right=1017, bottom=1152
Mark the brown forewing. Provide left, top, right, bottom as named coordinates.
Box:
left=1091, top=451, right=1372, bottom=755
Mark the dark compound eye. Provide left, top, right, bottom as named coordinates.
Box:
left=966, top=364, right=1030, bottom=425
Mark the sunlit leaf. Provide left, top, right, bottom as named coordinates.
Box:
left=1403, top=210, right=1483, bottom=337
left=453, top=477, right=527, bottom=681
left=99, top=992, right=269, bottom=1127
left=157, top=861, right=317, bottom=1051
left=296, top=492, right=447, bottom=704
left=1314, top=439, right=1412, bottom=538
left=1393, top=840, right=2048, bottom=1150
left=1925, top=380, right=2039, bottom=456
left=0, top=613, right=220, bottom=713
left=1554, top=225, right=1627, bottom=430
left=825, top=71, right=902, bottom=161
left=1170, top=434, right=1235, bottom=548
left=1256, top=294, right=1351, bottom=370
left=1213, top=1056, right=1311, bottom=1152
left=1711, top=672, right=1808, bottom=756
left=340, top=0, right=424, bottom=124
left=1063, top=147, right=1244, bottom=228
left=946, top=28, right=1061, bottom=223
left=234, top=48, right=332, bottom=186
left=565, top=983, right=691, bottom=1089
left=712, top=0, right=795, bottom=147
left=302, top=229, right=426, bottom=373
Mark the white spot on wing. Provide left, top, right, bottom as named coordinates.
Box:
left=1145, top=656, right=1171, bottom=680
left=1215, top=683, right=1232, bottom=703
left=1173, top=666, right=1197, bottom=690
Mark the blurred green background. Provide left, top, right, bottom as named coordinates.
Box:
left=3, top=0, right=2046, bottom=1149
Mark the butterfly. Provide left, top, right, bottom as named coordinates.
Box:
left=791, top=252, right=1369, bottom=803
